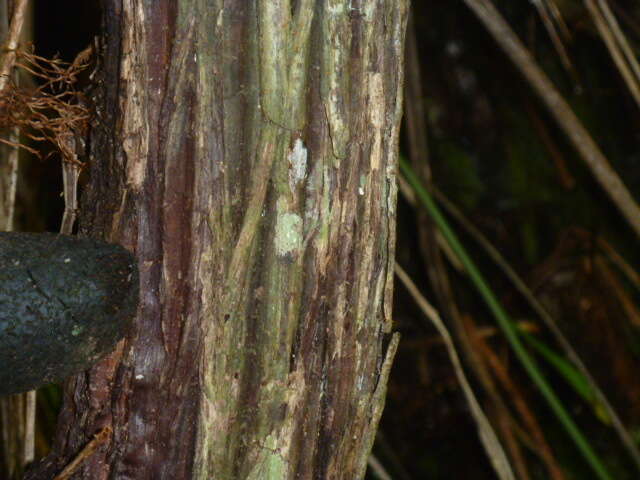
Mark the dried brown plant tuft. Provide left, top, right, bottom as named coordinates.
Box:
left=0, top=44, right=92, bottom=165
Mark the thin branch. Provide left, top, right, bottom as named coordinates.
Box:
left=59, top=132, right=81, bottom=235
left=53, top=427, right=112, bottom=480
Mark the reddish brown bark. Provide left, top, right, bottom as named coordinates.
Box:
left=27, top=1, right=407, bottom=478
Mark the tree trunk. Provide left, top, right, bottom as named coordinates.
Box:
left=28, top=1, right=407, bottom=478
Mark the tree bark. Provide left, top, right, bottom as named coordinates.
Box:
left=28, top=1, right=407, bottom=478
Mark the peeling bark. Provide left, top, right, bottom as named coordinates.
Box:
left=27, top=1, right=408, bottom=478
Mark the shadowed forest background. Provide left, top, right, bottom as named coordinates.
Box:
left=2, top=1, right=640, bottom=479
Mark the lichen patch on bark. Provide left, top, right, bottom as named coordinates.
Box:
left=28, top=2, right=408, bottom=479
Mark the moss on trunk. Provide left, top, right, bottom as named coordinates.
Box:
left=27, top=1, right=408, bottom=478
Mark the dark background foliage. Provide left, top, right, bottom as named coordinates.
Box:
left=382, top=1, right=640, bottom=479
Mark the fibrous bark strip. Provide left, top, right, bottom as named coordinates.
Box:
left=28, top=1, right=408, bottom=479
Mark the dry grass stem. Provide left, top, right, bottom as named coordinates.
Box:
left=0, top=0, right=29, bottom=94
left=465, top=315, right=566, bottom=479
left=0, top=126, right=19, bottom=230
left=495, top=409, right=531, bottom=480
left=0, top=4, right=33, bottom=472
left=395, top=262, right=516, bottom=480
left=545, top=0, right=572, bottom=40
left=431, top=188, right=640, bottom=471
left=532, top=0, right=574, bottom=75
left=596, top=235, right=640, bottom=291
left=0, top=395, right=25, bottom=477
left=525, top=102, right=575, bottom=189
left=594, top=255, right=640, bottom=327
left=464, top=0, right=640, bottom=238
left=23, top=391, right=35, bottom=465
left=367, top=454, right=393, bottom=480
left=584, top=0, right=640, bottom=110
left=597, top=0, right=640, bottom=82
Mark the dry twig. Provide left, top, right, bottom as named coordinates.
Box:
left=53, top=427, right=112, bottom=480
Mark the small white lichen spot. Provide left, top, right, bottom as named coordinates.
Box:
left=288, top=138, right=307, bottom=193
left=328, top=0, right=346, bottom=15
left=363, top=0, right=375, bottom=19
left=275, top=200, right=302, bottom=260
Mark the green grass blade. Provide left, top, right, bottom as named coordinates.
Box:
left=521, top=331, right=611, bottom=424
left=400, top=158, right=612, bottom=480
